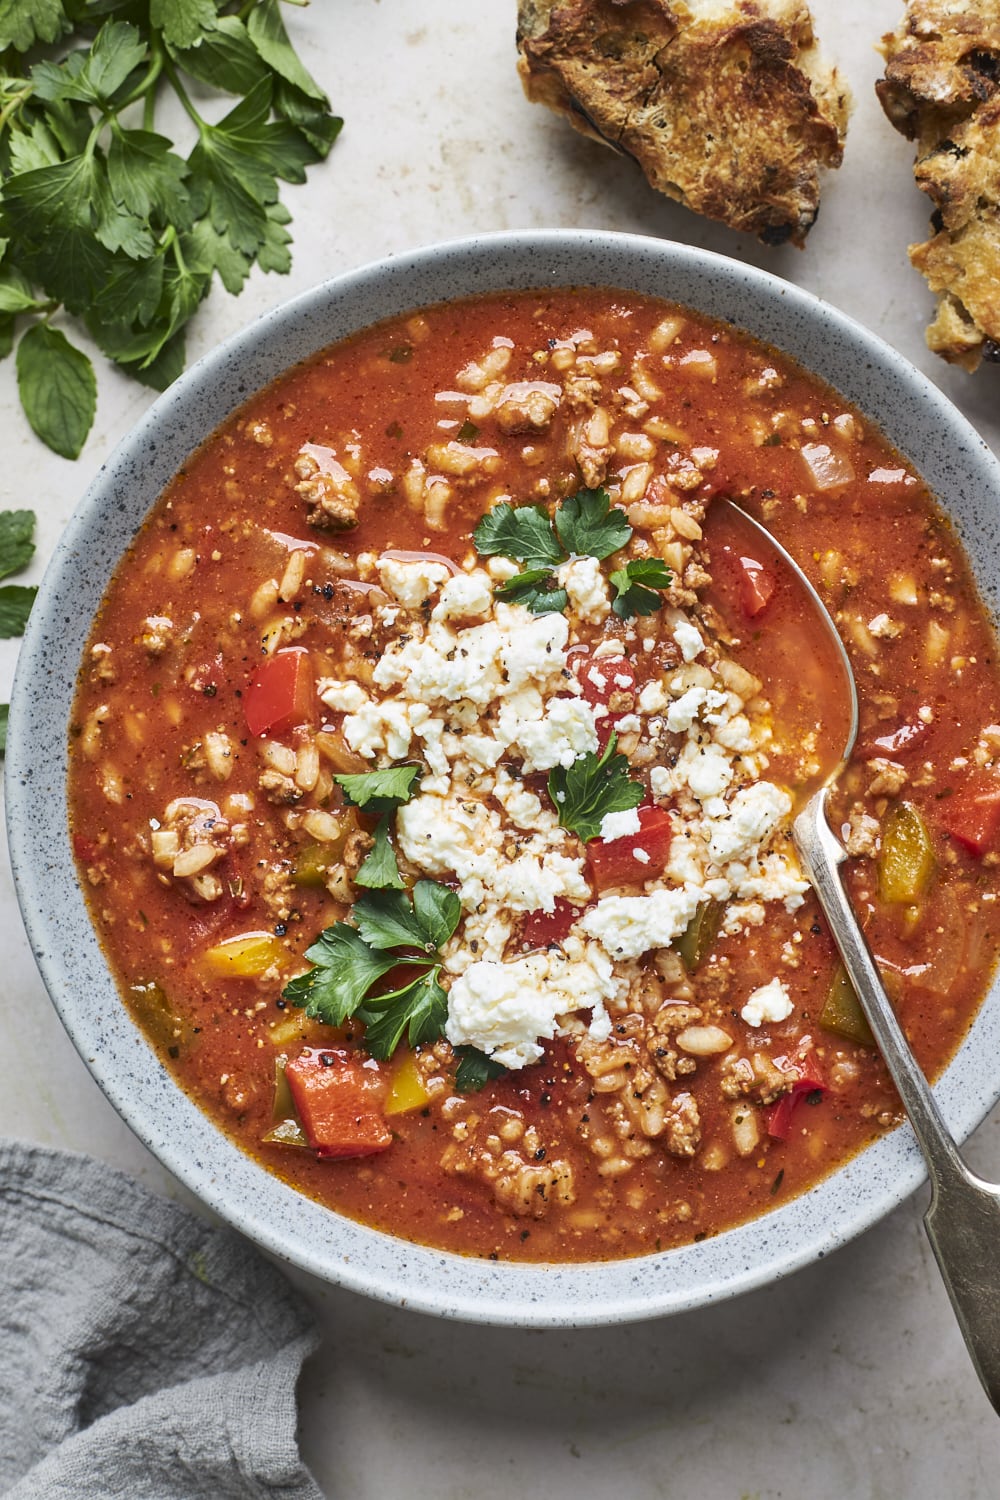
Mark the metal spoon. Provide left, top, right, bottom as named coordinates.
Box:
left=716, top=498, right=1000, bottom=1414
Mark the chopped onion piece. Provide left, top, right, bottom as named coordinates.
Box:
left=801, top=441, right=854, bottom=491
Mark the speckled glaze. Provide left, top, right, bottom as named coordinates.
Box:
left=8, top=231, right=1000, bottom=1326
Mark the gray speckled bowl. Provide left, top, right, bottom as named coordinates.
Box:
left=8, top=231, right=1000, bottom=1325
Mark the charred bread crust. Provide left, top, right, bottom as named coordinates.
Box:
left=516, top=0, right=849, bottom=248
left=878, top=2, right=1000, bottom=371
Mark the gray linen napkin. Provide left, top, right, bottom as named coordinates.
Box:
left=0, top=1139, right=324, bottom=1499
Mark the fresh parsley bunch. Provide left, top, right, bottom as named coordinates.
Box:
left=0, top=506, right=36, bottom=749
left=0, top=2, right=341, bottom=458
left=473, top=486, right=672, bottom=619
left=283, top=882, right=460, bottom=1061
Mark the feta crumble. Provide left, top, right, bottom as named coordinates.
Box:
left=741, top=978, right=795, bottom=1027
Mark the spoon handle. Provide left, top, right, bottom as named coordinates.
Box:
left=794, top=787, right=1000, bottom=1414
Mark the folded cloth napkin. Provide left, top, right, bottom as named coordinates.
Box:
left=0, top=1139, right=323, bottom=1500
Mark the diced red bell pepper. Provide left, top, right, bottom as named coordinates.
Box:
left=587, top=804, right=673, bottom=891
left=736, top=553, right=776, bottom=618
left=940, top=770, right=1000, bottom=858
left=244, top=647, right=314, bottom=738
left=520, top=898, right=579, bottom=950
left=284, top=1047, right=392, bottom=1159
left=766, top=1076, right=826, bottom=1140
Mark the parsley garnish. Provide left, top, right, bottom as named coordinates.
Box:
left=473, top=487, right=656, bottom=618
left=473, top=501, right=565, bottom=570
left=454, top=1045, right=507, bottom=1093
left=334, top=764, right=421, bottom=813
left=284, top=881, right=460, bottom=1061
left=0, top=509, right=36, bottom=663
left=353, top=817, right=403, bottom=891
left=555, top=487, right=632, bottom=560
left=547, top=731, right=644, bottom=843
left=335, top=765, right=420, bottom=891
left=0, top=6, right=340, bottom=457
left=610, top=558, right=672, bottom=619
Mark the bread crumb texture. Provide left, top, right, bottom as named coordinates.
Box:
left=878, top=0, right=1000, bottom=372
left=516, top=0, right=849, bottom=247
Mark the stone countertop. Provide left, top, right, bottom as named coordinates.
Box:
left=2, top=3, right=1000, bottom=1495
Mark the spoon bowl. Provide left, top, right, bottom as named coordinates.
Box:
left=717, top=498, right=1000, bottom=1417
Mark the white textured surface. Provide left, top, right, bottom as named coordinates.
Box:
left=2, top=0, right=1000, bottom=1493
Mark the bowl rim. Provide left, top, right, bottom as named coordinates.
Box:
left=8, top=227, right=1000, bottom=1326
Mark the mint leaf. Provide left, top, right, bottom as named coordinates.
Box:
left=473, top=502, right=564, bottom=570
left=358, top=969, right=449, bottom=1059
left=16, top=324, right=96, bottom=459
left=548, top=732, right=644, bottom=843
left=247, top=0, right=328, bottom=102
left=454, top=1046, right=507, bottom=1092
left=0, top=511, right=35, bottom=580
left=494, top=567, right=568, bottom=615
left=334, top=764, right=421, bottom=813
left=0, top=585, right=37, bottom=637
left=555, top=486, right=631, bottom=560
left=282, top=923, right=398, bottom=1024
left=610, top=558, right=672, bottom=619
left=354, top=816, right=403, bottom=891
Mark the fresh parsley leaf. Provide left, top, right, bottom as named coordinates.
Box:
left=168, top=16, right=270, bottom=96
left=282, top=923, right=398, bottom=1025
left=107, top=128, right=191, bottom=229
left=0, top=704, right=8, bottom=756
left=247, top=0, right=328, bottom=102
left=494, top=568, right=569, bottom=615
left=0, top=0, right=68, bottom=52
left=285, top=877, right=460, bottom=1061
left=0, top=511, right=35, bottom=580
left=150, top=0, right=218, bottom=51
left=334, top=763, right=421, bottom=812
left=0, top=266, right=42, bottom=315
left=354, top=816, right=404, bottom=891
left=473, top=502, right=564, bottom=570
left=454, top=1046, right=507, bottom=1093
left=548, top=732, right=644, bottom=843
left=555, top=486, right=632, bottom=560
left=0, top=585, right=37, bottom=637
left=610, top=558, right=673, bottom=619
left=358, top=969, right=448, bottom=1059
left=411, top=879, right=462, bottom=950
left=354, top=881, right=460, bottom=954
left=15, top=324, right=95, bottom=460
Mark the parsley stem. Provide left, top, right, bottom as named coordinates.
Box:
left=116, top=52, right=165, bottom=117
left=161, top=56, right=207, bottom=133
left=0, top=82, right=33, bottom=136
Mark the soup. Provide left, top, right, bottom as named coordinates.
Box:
left=68, top=288, right=1000, bottom=1262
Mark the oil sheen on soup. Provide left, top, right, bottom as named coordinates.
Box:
left=69, top=288, right=1000, bottom=1264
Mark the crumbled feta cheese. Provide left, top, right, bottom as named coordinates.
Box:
left=504, top=696, right=599, bottom=772
left=318, top=679, right=371, bottom=714
left=557, top=555, right=611, bottom=623
left=673, top=619, right=705, bottom=661
left=446, top=948, right=615, bottom=1068
left=741, top=978, right=794, bottom=1027
left=707, top=783, right=791, bottom=865
left=377, top=555, right=451, bottom=608
left=431, top=570, right=494, bottom=621
left=581, top=886, right=703, bottom=960
left=600, top=806, right=642, bottom=843
left=638, top=679, right=669, bottom=714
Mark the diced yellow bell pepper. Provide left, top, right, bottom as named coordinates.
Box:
left=202, top=931, right=286, bottom=977
left=262, top=1056, right=308, bottom=1147
left=878, top=801, right=936, bottom=905
left=385, top=1049, right=430, bottom=1116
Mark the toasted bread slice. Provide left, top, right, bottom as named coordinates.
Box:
left=516, top=0, right=849, bottom=247
left=877, top=2, right=1000, bottom=371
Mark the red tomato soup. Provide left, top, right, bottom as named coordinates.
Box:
left=68, top=289, right=1000, bottom=1263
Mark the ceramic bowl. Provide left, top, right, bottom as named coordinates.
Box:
left=8, top=230, right=1000, bottom=1325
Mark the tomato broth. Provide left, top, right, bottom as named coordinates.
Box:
left=68, top=288, right=1000, bottom=1263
